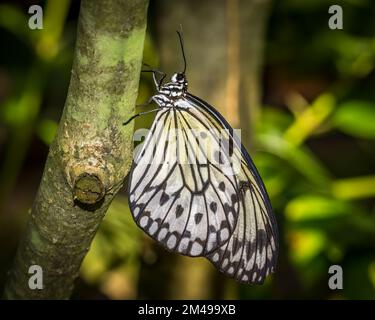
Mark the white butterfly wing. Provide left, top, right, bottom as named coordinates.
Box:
left=128, top=107, right=240, bottom=257
left=207, top=165, right=278, bottom=284
left=187, top=94, right=279, bottom=284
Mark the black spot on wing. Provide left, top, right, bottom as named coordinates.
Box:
left=159, top=192, right=170, bottom=206
left=175, top=204, right=184, bottom=218
left=209, top=202, right=217, bottom=212
left=218, top=182, right=226, bottom=192
left=231, top=193, right=239, bottom=204
left=200, top=131, right=207, bottom=139
left=194, top=213, right=203, bottom=225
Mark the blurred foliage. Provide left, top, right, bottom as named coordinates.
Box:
left=0, top=0, right=374, bottom=299
left=333, top=100, right=375, bottom=138
left=80, top=196, right=142, bottom=299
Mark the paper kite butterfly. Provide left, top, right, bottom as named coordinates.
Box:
left=124, top=30, right=278, bottom=284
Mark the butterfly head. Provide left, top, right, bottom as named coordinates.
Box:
left=171, top=72, right=188, bottom=87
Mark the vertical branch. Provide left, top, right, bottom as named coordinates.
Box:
left=239, top=0, right=272, bottom=147
left=225, top=0, right=240, bottom=128
left=4, top=0, right=149, bottom=299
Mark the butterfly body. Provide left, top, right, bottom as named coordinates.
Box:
left=152, top=73, right=188, bottom=108
left=126, top=33, right=278, bottom=284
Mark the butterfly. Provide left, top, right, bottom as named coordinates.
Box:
left=124, top=30, right=278, bottom=284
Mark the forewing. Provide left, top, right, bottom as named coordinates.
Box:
left=128, top=106, right=240, bottom=257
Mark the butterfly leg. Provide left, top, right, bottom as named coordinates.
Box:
left=123, top=108, right=160, bottom=126
left=136, top=96, right=154, bottom=108
left=142, top=63, right=166, bottom=90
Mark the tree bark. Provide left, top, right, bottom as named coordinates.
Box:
left=4, top=0, right=149, bottom=299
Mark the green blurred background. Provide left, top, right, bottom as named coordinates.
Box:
left=0, top=0, right=374, bottom=299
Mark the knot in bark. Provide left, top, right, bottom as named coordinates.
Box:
left=73, top=173, right=105, bottom=205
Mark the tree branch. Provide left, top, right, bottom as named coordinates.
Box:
left=4, top=0, right=149, bottom=299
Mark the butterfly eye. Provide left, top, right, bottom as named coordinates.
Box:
left=171, top=73, right=185, bottom=83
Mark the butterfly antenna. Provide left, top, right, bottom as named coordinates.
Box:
left=176, top=25, right=187, bottom=74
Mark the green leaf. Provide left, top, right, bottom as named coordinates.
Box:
left=288, top=229, right=327, bottom=265
left=285, top=195, right=351, bottom=222
left=333, top=100, right=375, bottom=139
left=0, top=5, right=30, bottom=41
left=36, top=119, right=58, bottom=146
left=256, top=106, right=293, bottom=135
left=257, top=133, right=331, bottom=188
